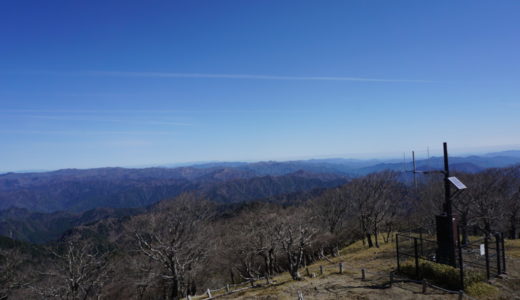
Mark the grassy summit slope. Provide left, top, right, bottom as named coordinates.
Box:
left=212, top=238, right=520, bottom=300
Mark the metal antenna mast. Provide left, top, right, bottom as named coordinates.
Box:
left=407, top=142, right=467, bottom=267
left=402, top=152, right=406, bottom=172
left=412, top=151, right=417, bottom=189
left=404, top=150, right=418, bottom=190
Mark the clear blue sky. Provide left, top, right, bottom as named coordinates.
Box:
left=1, top=1, right=519, bottom=172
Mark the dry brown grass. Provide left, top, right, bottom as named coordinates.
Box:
left=208, top=237, right=520, bottom=299
left=506, top=239, right=520, bottom=259
left=219, top=237, right=457, bottom=299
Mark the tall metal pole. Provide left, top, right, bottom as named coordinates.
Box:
left=443, top=142, right=451, bottom=218
left=457, top=226, right=464, bottom=290
left=443, top=142, right=456, bottom=267
left=412, top=151, right=417, bottom=189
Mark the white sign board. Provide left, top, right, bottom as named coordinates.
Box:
left=480, top=244, right=485, bottom=256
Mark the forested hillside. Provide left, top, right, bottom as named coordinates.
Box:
left=0, top=167, right=347, bottom=212
left=2, top=153, right=519, bottom=212
left=1, top=165, right=519, bottom=299
left=0, top=171, right=347, bottom=243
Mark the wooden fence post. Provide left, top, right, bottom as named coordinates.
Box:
left=250, top=279, right=254, bottom=287
left=361, top=268, right=366, bottom=281
left=458, top=290, right=464, bottom=300
left=339, top=263, right=343, bottom=274
left=501, top=233, right=507, bottom=274
left=297, top=290, right=304, bottom=300
left=422, top=280, right=427, bottom=294
left=389, top=272, right=393, bottom=287
left=320, top=265, right=324, bottom=275
left=225, top=284, right=230, bottom=293
left=414, top=238, right=420, bottom=279
left=396, top=234, right=400, bottom=272
left=484, top=235, right=490, bottom=280
left=495, top=234, right=502, bottom=275
left=457, top=226, right=465, bottom=291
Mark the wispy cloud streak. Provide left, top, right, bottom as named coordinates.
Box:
left=20, top=70, right=434, bottom=83
left=17, top=115, right=193, bottom=126
left=0, top=109, right=310, bottom=114
left=0, top=130, right=176, bottom=135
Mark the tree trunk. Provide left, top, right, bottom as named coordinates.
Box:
left=288, top=257, right=301, bottom=280
left=268, top=249, right=276, bottom=275
left=374, top=226, right=380, bottom=248
left=170, top=277, right=180, bottom=300
left=510, top=222, right=517, bottom=240
left=169, top=263, right=181, bottom=300
left=484, top=221, right=491, bottom=236
left=366, top=233, right=373, bottom=248
left=265, top=255, right=271, bottom=277
left=230, top=269, right=235, bottom=284
left=290, top=268, right=301, bottom=280
left=510, top=213, right=518, bottom=239
left=385, top=227, right=392, bottom=243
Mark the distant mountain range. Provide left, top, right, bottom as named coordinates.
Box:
left=354, top=153, right=520, bottom=175
left=1, top=150, right=520, bottom=212
left=0, top=170, right=346, bottom=243
left=1, top=150, right=519, bottom=243
left=0, top=167, right=346, bottom=212
left=164, top=150, right=520, bottom=175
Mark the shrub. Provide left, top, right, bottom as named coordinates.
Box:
left=400, top=259, right=485, bottom=290
left=465, top=282, right=498, bottom=297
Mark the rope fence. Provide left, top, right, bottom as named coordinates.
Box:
left=187, top=262, right=351, bottom=299
left=186, top=262, right=481, bottom=300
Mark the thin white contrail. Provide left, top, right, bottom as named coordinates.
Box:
left=15, top=115, right=193, bottom=126
left=19, top=70, right=433, bottom=83
left=0, top=109, right=311, bottom=114
left=86, top=71, right=433, bottom=83
left=0, top=130, right=176, bottom=135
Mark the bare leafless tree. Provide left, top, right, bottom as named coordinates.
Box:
left=466, top=168, right=510, bottom=235
left=0, top=248, right=26, bottom=300
left=495, top=166, right=520, bottom=238
left=308, top=187, right=353, bottom=235
left=223, top=204, right=280, bottom=282
left=132, top=193, right=214, bottom=300
left=410, top=175, right=444, bottom=233
left=273, top=207, right=316, bottom=280
left=505, top=181, right=520, bottom=239
left=350, top=171, right=404, bottom=247
left=33, top=239, right=110, bottom=300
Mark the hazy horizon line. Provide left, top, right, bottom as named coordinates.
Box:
left=2, top=147, right=519, bottom=174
